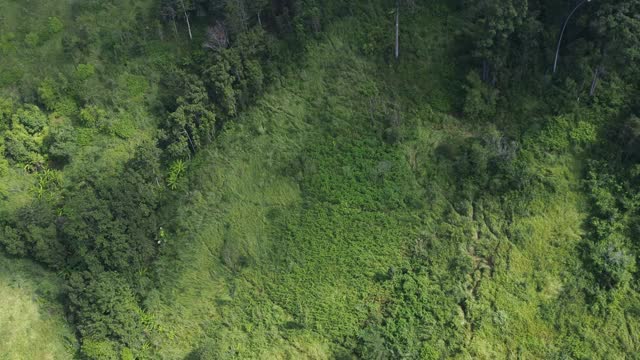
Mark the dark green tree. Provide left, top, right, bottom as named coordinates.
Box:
left=161, top=74, right=216, bottom=159
left=45, top=122, right=77, bottom=166
left=66, top=271, right=145, bottom=353
left=60, top=142, right=161, bottom=280
left=591, top=0, right=640, bottom=78
left=465, top=0, right=534, bottom=83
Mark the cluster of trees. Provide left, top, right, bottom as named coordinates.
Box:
left=356, top=258, right=468, bottom=359
left=463, top=0, right=640, bottom=93
left=155, top=0, right=369, bottom=162
left=0, top=139, right=161, bottom=356
left=577, top=111, right=640, bottom=305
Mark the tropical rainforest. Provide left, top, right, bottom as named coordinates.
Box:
left=0, top=0, right=639, bottom=359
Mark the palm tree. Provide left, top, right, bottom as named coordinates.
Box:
left=167, top=159, right=186, bottom=190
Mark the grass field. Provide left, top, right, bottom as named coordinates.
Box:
left=0, top=255, right=76, bottom=359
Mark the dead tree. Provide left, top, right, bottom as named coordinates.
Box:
left=310, top=7, right=321, bottom=34
left=590, top=65, right=602, bottom=97
left=204, top=22, right=229, bottom=50
left=179, top=0, right=193, bottom=40
left=395, top=0, right=400, bottom=60
left=236, top=0, right=249, bottom=32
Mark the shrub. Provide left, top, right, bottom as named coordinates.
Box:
left=13, top=105, right=47, bottom=134
left=463, top=71, right=498, bottom=121
left=570, top=120, right=597, bottom=146
left=25, top=32, right=40, bottom=47
left=75, top=63, right=96, bottom=81
left=48, top=17, right=64, bottom=34
left=81, top=339, right=119, bottom=360
left=591, top=234, right=635, bottom=289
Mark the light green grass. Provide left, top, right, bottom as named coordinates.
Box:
left=467, top=156, right=588, bottom=358
left=0, top=255, right=76, bottom=360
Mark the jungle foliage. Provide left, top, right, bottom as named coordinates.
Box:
left=1, top=0, right=640, bottom=359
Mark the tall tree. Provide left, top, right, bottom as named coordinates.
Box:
left=591, top=0, right=640, bottom=79
left=465, top=0, right=531, bottom=84
left=161, top=73, right=216, bottom=159
left=225, top=0, right=249, bottom=36
left=60, top=142, right=161, bottom=278
left=160, top=0, right=195, bottom=40
left=179, top=0, right=194, bottom=40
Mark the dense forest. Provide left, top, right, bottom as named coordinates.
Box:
left=1, top=0, right=639, bottom=358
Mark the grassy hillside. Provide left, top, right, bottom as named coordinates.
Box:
left=146, top=5, right=636, bottom=358
left=0, top=255, right=76, bottom=360
left=1, top=0, right=640, bottom=359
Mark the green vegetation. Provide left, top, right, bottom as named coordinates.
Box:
left=0, top=255, right=76, bottom=359
left=1, top=0, right=640, bottom=359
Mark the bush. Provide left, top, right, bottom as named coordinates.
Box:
left=570, top=120, right=597, bottom=146
left=48, top=17, right=64, bottom=34
left=538, top=115, right=571, bottom=152
left=0, top=156, right=8, bottom=175
left=591, top=234, right=635, bottom=289
left=463, top=71, right=498, bottom=121
left=37, top=76, right=75, bottom=115
left=75, top=63, right=96, bottom=81
left=4, top=125, right=42, bottom=165
left=45, top=123, right=77, bottom=166
left=13, top=105, right=47, bottom=134
left=79, top=105, right=109, bottom=128
left=25, top=32, right=40, bottom=47
left=81, top=339, right=119, bottom=360
left=190, top=339, right=222, bottom=360
left=0, top=97, right=14, bottom=130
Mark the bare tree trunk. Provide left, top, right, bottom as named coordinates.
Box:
left=173, top=18, right=179, bottom=39
left=184, top=128, right=196, bottom=155
left=237, top=0, right=248, bottom=31
left=553, top=0, right=589, bottom=74
left=157, top=22, right=164, bottom=41
left=368, top=98, right=376, bottom=127
left=180, top=0, right=193, bottom=41
left=589, top=66, right=601, bottom=97
left=395, top=1, right=400, bottom=60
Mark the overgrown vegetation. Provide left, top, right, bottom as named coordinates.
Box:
left=1, top=0, right=640, bottom=359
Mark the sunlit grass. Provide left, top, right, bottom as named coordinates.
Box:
left=0, top=256, right=76, bottom=360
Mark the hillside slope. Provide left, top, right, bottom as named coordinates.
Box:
left=148, top=8, right=637, bottom=359
left=1, top=1, right=639, bottom=359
